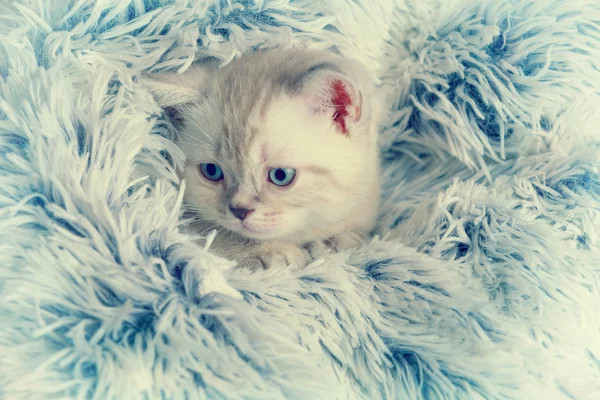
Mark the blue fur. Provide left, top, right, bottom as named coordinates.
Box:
left=1, top=0, right=600, bottom=399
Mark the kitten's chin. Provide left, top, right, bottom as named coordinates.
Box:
left=227, top=221, right=283, bottom=241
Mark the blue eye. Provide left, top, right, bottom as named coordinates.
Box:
left=268, top=167, right=296, bottom=187
left=200, top=163, right=224, bottom=181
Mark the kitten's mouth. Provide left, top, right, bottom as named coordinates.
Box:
left=228, top=220, right=276, bottom=239
left=241, top=222, right=270, bottom=236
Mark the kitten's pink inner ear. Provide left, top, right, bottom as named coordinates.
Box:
left=302, top=77, right=362, bottom=135
left=330, top=80, right=361, bottom=135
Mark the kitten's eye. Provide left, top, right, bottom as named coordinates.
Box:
left=200, top=163, right=224, bottom=181
left=268, top=167, right=296, bottom=187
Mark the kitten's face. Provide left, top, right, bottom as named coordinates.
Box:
left=178, top=93, right=369, bottom=242
left=143, top=50, right=378, bottom=243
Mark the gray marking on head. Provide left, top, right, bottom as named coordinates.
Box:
left=282, top=62, right=341, bottom=94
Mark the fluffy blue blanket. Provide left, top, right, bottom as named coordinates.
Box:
left=1, top=0, right=600, bottom=398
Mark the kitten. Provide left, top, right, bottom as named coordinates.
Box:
left=143, top=48, right=380, bottom=270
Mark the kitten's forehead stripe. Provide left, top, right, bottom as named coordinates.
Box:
left=260, top=145, right=268, bottom=164
left=248, top=127, right=259, bottom=148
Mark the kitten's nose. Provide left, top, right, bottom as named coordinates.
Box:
left=229, top=206, right=254, bottom=221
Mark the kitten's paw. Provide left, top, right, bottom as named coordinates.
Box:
left=237, top=242, right=308, bottom=270
left=303, top=235, right=365, bottom=258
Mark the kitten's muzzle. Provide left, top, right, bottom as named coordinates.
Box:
left=229, top=206, right=254, bottom=221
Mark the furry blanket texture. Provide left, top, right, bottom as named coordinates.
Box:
left=1, top=0, right=600, bottom=399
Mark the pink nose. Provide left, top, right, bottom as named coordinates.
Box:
left=229, top=206, right=253, bottom=221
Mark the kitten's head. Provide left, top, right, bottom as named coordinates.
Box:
left=143, top=50, right=378, bottom=242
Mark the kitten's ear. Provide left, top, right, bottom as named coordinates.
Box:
left=298, top=66, right=363, bottom=136
left=140, top=64, right=214, bottom=128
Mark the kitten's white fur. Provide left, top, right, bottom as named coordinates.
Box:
left=143, top=48, right=380, bottom=269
